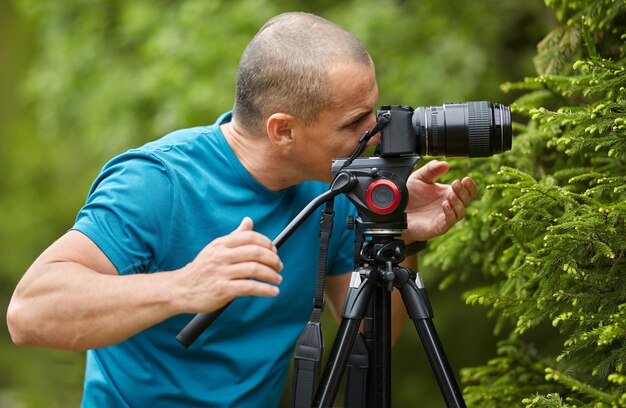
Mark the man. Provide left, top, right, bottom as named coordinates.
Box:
left=7, top=12, right=477, bottom=407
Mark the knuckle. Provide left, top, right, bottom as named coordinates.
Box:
left=212, top=284, right=228, bottom=299
left=207, top=282, right=232, bottom=306
left=252, top=246, right=265, bottom=258
left=250, top=262, right=263, bottom=276
left=239, top=280, right=259, bottom=295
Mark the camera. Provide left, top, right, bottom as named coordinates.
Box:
left=377, top=101, right=511, bottom=157
left=332, top=101, right=512, bottom=228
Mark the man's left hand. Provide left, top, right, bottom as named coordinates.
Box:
left=402, top=160, right=477, bottom=243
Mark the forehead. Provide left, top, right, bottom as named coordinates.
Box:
left=325, top=62, right=378, bottom=113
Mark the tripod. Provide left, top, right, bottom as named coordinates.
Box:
left=310, top=223, right=466, bottom=408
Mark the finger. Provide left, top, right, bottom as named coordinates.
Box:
left=216, top=230, right=277, bottom=252
left=441, top=199, right=457, bottom=227
left=446, top=188, right=467, bottom=220
left=413, top=160, right=449, bottom=183
left=226, top=279, right=280, bottom=298
left=225, top=261, right=283, bottom=285
left=222, top=245, right=283, bottom=272
left=234, top=216, right=254, bottom=232
left=230, top=218, right=278, bottom=252
left=451, top=179, right=473, bottom=207
left=461, top=177, right=478, bottom=200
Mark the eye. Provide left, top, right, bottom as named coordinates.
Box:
left=342, top=112, right=372, bottom=132
left=346, top=119, right=361, bottom=130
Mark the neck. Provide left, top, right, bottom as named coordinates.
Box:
left=220, top=121, right=302, bottom=191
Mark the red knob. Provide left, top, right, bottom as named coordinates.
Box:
left=365, top=179, right=401, bottom=214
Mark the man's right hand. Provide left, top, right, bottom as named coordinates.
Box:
left=176, top=217, right=283, bottom=314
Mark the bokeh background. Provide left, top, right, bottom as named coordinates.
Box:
left=0, top=0, right=557, bottom=406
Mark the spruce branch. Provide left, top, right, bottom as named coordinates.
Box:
left=544, top=368, right=623, bottom=406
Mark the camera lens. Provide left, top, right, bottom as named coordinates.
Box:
left=412, top=101, right=512, bottom=157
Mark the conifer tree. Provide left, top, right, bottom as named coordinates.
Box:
left=424, top=0, right=626, bottom=406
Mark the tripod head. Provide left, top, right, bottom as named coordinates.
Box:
left=331, top=155, right=418, bottom=234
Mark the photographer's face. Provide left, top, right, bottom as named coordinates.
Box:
left=295, top=61, right=379, bottom=182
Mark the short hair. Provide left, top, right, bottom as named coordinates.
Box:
left=233, top=12, right=372, bottom=134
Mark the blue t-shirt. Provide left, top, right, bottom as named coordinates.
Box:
left=72, top=112, right=356, bottom=407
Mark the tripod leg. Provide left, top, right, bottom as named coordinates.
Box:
left=313, top=270, right=377, bottom=408
left=370, top=284, right=392, bottom=408
left=398, top=270, right=467, bottom=408
left=344, top=332, right=369, bottom=408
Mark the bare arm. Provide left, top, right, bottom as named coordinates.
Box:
left=7, top=218, right=282, bottom=351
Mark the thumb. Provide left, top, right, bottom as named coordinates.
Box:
left=415, top=160, right=449, bottom=183
left=235, top=216, right=254, bottom=232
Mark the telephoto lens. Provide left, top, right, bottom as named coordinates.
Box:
left=412, top=101, right=511, bottom=157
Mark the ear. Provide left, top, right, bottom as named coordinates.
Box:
left=266, top=112, right=297, bottom=148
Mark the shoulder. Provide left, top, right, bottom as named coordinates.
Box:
left=94, top=123, right=222, bottom=185
left=92, top=149, right=171, bottom=193
left=140, top=125, right=217, bottom=153
left=140, top=111, right=231, bottom=155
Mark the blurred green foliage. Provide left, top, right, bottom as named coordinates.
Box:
left=1, top=0, right=554, bottom=406
left=424, top=0, right=626, bottom=406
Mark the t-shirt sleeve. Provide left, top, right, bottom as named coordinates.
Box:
left=72, top=150, right=174, bottom=275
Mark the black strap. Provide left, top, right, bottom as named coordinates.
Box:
left=344, top=333, right=370, bottom=408
left=314, top=200, right=334, bottom=312
left=291, top=321, right=323, bottom=408
left=353, top=217, right=365, bottom=267
left=291, top=200, right=335, bottom=408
